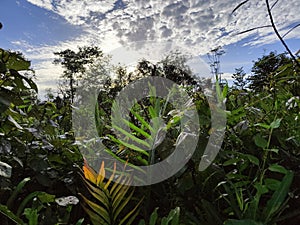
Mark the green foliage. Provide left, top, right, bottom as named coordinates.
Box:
left=0, top=48, right=84, bottom=224
left=0, top=177, right=80, bottom=225
left=247, top=52, right=292, bottom=92
left=224, top=219, right=264, bottom=225
left=91, top=49, right=299, bottom=224
left=138, top=207, right=180, bottom=225
left=232, top=67, right=248, bottom=90
left=1, top=43, right=300, bottom=225
left=0, top=204, right=25, bottom=225
left=0, top=48, right=31, bottom=72
left=53, top=46, right=103, bottom=102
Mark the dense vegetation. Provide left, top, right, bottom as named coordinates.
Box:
left=0, top=40, right=299, bottom=225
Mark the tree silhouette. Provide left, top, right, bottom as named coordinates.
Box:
left=232, top=67, right=248, bottom=90
left=53, top=46, right=103, bottom=103
left=247, top=51, right=291, bottom=92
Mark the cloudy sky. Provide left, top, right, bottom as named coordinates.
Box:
left=1, top=0, right=299, bottom=97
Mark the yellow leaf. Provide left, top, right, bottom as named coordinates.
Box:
left=97, top=161, right=105, bottom=186
left=104, top=162, right=117, bottom=190
left=83, top=159, right=97, bottom=184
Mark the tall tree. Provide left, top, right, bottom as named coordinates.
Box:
left=247, top=51, right=291, bottom=92
left=53, top=46, right=103, bottom=103
left=232, top=67, right=248, bottom=90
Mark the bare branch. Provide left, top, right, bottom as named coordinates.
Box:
left=282, top=23, right=300, bottom=38
left=271, top=0, right=280, bottom=10
left=236, top=25, right=272, bottom=35
left=231, top=0, right=250, bottom=15
left=265, top=0, right=300, bottom=68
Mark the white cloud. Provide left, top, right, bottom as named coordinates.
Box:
left=221, top=72, right=234, bottom=81
left=19, top=0, right=300, bottom=97
left=25, top=0, right=300, bottom=54
left=27, top=0, right=117, bottom=25
left=26, top=0, right=53, bottom=11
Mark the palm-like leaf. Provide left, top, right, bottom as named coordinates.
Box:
left=80, top=160, right=143, bottom=225
left=109, top=93, right=169, bottom=166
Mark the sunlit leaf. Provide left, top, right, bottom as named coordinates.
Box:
left=7, top=115, right=23, bottom=129
left=0, top=161, right=12, bottom=178
left=270, top=118, right=282, bottom=129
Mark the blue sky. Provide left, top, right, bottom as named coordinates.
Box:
left=0, top=0, right=299, bottom=97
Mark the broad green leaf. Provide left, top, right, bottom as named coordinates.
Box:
left=244, top=154, right=260, bottom=166
left=37, top=192, right=56, bottom=204
left=23, top=208, right=38, bottom=225
left=0, top=48, right=30, bottom=71
left=254, top=123, right=270, bottom=129
left=254, top=134, right=268, bottom=149
left=264, top=178, right=281, bottom=191
left=268, top=164, right=288, bottom=174
left=269, top=118, right=282, bottom=129
left=254, top=183, right=268, bottom=195
left=263, top=171, right=294, bottom=223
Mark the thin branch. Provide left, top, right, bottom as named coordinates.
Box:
left=265, top=0, right=300, bottom=68
left=282, top=23, right=300, bottom=38
left=236, top=25, right=272, bottom=35
left=231, top=0, right=250, bottom=15
left=271, top=0, right=280, bottom=10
